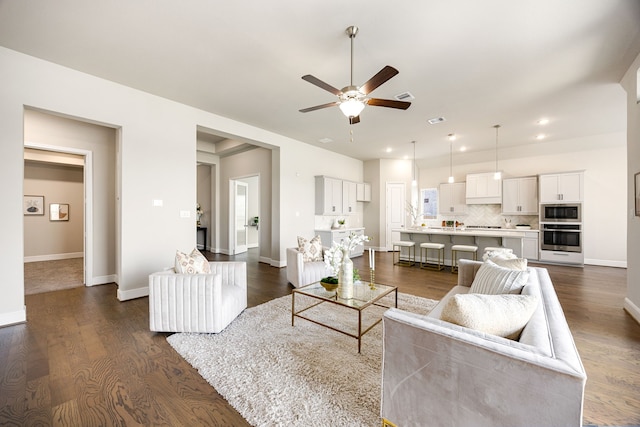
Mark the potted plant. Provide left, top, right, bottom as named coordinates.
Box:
left=320, top=276, right=339, bottom=292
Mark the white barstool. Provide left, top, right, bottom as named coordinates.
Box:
left=451, top=244, right=478, bottom=273
left=393, top=241, right=416, bottom=266
left=420, top=242, right=445, bottom=270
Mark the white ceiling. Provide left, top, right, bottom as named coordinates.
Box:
left=1, top=0, right=639, bottom=164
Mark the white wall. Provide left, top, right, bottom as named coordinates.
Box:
left=418, top=133, right=627, bottom=267
left=621, top=52, right=640, bottom=324
left=0, top=46, right=364, bottom=325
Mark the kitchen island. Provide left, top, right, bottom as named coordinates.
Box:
left=393, top=227, right=538, bottom=266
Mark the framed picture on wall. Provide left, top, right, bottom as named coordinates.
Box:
left=24, top=195, right=44, bottom=215
left=635, top=172, right=640, bottom=216
left=50, top=203, right=69, bottom=221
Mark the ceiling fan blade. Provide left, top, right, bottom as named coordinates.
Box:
left=359, top=66, right=399, bottom=95
left=299, top=101, right=339, bottom=113
left=349, top=115, right=361, bottom=125
left=301, top=75, right=342, bottom=96
left=366, top=98, right=411, bottom=110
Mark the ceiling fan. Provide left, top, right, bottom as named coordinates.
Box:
left=299, top=26, right=411, bottom=125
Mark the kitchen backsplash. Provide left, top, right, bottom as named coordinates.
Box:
left=440, top=204, right=539, bottom=229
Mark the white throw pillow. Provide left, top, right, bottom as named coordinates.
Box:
left=440, top=293, right=538, bottom=339
left=482, top=248, right=517, bottom=261
left=175, top=248, right=211, bottom=274
left=491, top=257, right=528, bottom=271
left=297, top=235, right=323, bottom=262
left=469, top=260, right=529, bottom=294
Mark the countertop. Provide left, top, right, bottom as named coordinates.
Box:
left=393, top=227, right=538, bottom=238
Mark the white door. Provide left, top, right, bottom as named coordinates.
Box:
left=386, top=182, right=406, bottom=251
left=233, top=180, right=249, bottom=255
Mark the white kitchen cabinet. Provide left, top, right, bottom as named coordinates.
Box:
left=439, top=182, right=468, bottom=215
left=539, top=172, right=583, bottom=203
left=465, top=172, right=501, bottom=204
left=315, top=228, right=365, bottom=257
left=522, top=231, right=539, bottom=260
left=356, top=182, right=371, bottom=202
left=315, top=176, right=343, bottom=215
left=502, top=177, right=538, bottom=215
left=342, top=180, right=358, bottom=215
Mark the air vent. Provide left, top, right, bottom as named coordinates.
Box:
left=394, top=91, right=415, bottom=101
left=428, top=117, right=446, bottom=125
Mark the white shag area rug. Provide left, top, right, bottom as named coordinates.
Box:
left=167, top=292, right=437, bottom=427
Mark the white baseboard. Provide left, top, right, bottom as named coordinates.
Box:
left=624, top=298, right=640, bottom=325
left=24, top=252, right=83, bottom=263
left=117, top=286, right=149, bottom=301
left=87, top=274, right=117, bottom=286
left=584, top=258, right=627, bottom=268
left=0, top=306, right=26, bottom=327
left=268, top=257, right=286, bottom=268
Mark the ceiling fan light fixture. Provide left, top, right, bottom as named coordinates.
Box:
left=339, top=98, right=365, bottom=117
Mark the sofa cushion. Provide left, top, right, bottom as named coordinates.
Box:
left=469, top=260, right=529, bottom=294
left=491, top=257, right=528, bottom=271
left=440, top=293, right=538, bottom=339
left=297, top=235, right=323, bottom=262
left=175, top=248, right=211, bottom=274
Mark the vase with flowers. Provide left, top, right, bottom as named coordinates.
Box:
left=196, top=203, right=204, bottom=226
left=324, top=232, right=369, bottom=299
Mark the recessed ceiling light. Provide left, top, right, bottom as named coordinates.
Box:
left=428, top=117, right=446, bottom=125
left=319, top=137, right=333, bottom=143
left=537, top=118, right=549, bottom=125
left=386, top=147, right=392, bottom=153
left=459, top=146, right=467, bottom=152
left=536, top=134, right=546, bottom=140
left=447, top=133, right=456, bottom=141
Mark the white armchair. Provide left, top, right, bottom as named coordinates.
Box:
left=286, top=247, right=332, bottom=288
left=149, top=261, right=247, bottom=333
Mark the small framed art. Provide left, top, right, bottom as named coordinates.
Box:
left=635, top=172, right=640, bottom=216
left=24, top=195, right=44, bottom=215
left=50, top=203, right=70, bottom=221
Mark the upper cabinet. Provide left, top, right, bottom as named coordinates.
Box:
left=356, top=182, right=371, bottom=202
left=539, top=172, right=584, bottom=203
left=502, top=176, right=538, bottom=215
left=439, top=182, right=468, bottom=215
left=315, top=176, right=343, bottom=215
left=465, top=173, right=502, bottom=204
left=342, top=180, right=358, bottom=215
left=315, top=176, right=368, bottom=215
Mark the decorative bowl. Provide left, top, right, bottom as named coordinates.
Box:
left=320, top=281, right=339, bottom=292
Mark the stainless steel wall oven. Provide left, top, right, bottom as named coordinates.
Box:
left=541, top=223, right=582, bottom=253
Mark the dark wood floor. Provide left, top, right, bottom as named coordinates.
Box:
left=0, top=249, right=638, bottom=426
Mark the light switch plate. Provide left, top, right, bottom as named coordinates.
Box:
left=180, top=210, right=190, bottom=218
left=153, top=199, right=163, bottom=207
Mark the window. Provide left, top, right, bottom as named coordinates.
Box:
left=421, top=188, right=438, bottom=218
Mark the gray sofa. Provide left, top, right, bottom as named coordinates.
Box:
left=381, top=259, right=587, bottom=427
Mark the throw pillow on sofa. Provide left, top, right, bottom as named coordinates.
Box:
left=469, top=260, right=529, bottom=294
left=440, top=293, right=538, bottom=339
left=297, top=235, right=323, bottom=262
left=491, top=257, right=528, bottom=271
left=175, top=248, right=211, bottom=274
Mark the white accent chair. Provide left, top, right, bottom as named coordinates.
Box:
left=149, top=261, right=247, bottom=333
left=286, top=247, right=332, bottom=288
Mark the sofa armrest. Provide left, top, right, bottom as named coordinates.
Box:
left=457, top=259, right=483, bottom=287
left=286, top=248, right=304, bottom=287
left=381, top=308, right=586, bottom=427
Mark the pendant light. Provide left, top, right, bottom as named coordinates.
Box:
left=447, top=134, right=455, bottom=183
left=493, top=125, right=501, bottom=180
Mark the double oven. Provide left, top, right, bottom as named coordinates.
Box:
left=540, top=204, right=582, bottom=253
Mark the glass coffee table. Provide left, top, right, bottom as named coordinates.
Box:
left=291, top=281, right=398, bottom=353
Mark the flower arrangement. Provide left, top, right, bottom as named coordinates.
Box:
left=323, top=232, right=370, bottom=276
left=406, top=202, right=421, bottom=223
left=196, top=203, right=204, bottom=225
